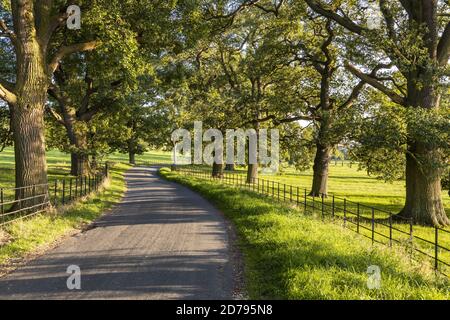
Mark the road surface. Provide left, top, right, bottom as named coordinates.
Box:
left=0, top=167, right=234, bottom=300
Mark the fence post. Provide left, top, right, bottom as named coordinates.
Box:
left=19, top=187, right=23, bottom=211
left=0, top=188, right=3, bottom=225
left=332, top=195, right=335, bottom=219
left=0, top=188, right=3, bottom=215
left=277, top=182, right=280, bottom=200
left=69, top=178, right=73, bottom=201
left=284, top=184, right=286, bottom=201
left=409, top=217, right=414, bottom=243
left=435, top=227, right=439, bottom=272
left=105, top=163, right=109, bottom=178
left=343, top=199, right=347, bottom=228
left=89, top=176, right=91, bottom=193
left=371, top=208, right=375, bottom=244
left=321, top=194, right=324, bottom=220
left=32, top=184, right=36, bottom=207
left=297, top=187, right=299, bottom=206
left=304, top=189, right=307, bottom=212
left=54, top=180, right=58, bottom=205
left=357, top=203, right=360, bottom=234
left=62, top=179, right=66, bottom=205
left=389, top=214, right=393, bottom=247
left=75, top=177, right=78, bottom=198
left=290, top=186, right=293, bottom=202
left=312, top=194, right=315, bottom=214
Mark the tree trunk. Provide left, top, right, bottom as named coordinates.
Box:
left=129, top=151, right=136, bottom=165
left=11, top=106, right=48, bottom=200
left=11, top=12, right=49, bottom=199
left=310, top=143, right=332, bottom=197
left=212, top=162, right=224, bottom=178
left=246, top=163, right=258, bottom=184
left=91, top=155, right=98, bottom=172
left=399, top=143, right=449, bottom=226
left=128, top=138, right=137, bottom=165
left=71, top=152, right=89, bottom=176
left=68, top=130, right=89, bottom=176
left=398, top=61, right=449, bottom=225
left=225, top=164, right=235, bottom=171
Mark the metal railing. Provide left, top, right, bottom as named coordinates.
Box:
left=0, top=166, right=108, bottom=227
left=173, top=165, right=450, bottom=278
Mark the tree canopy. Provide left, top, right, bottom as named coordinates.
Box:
left=0, top=0, right=448, bottom=226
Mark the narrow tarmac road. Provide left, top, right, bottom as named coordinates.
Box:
left=0, top=167, right=234, bottom=300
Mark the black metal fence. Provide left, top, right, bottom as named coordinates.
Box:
left=0, top=166, right=108, bottom=227
left=173, top=166, right=450, bottom=278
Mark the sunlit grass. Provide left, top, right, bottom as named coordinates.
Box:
left=160, top=168, right=450, bottom=300
left=229, top=162, right=449, bottom=216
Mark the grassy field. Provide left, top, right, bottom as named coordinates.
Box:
left=227, top=162, right=450, bottom=217
left=2, top=147, right=447, bottom=219
left=0, top=147, right=171, bottom=189
left=177, top=166, right=450, bottom=277
left=160, top=168, right=450, bottom=299
left=225, top=164, right=450, bottom=272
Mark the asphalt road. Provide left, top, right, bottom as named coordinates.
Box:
left=0, top=167, right=234, bottom=300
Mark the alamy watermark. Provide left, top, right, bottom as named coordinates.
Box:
left=367, top=265, right=381, bottom=290
left=171, top=121, right=280, bottom=173
left=67, top=265, right=81, bottom=290
left=67, top=5, right=81, bottom=30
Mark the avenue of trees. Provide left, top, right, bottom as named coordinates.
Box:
left=0, top=0, right=449, bottom=227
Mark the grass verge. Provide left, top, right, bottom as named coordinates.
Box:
left=160, top=167, right=449, bottom=300
left=0, top=163, right=131, bottom=270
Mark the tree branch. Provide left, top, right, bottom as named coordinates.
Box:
left=78, top=80, right=122, bottom=122
left=379, top=0, right=397, bottom=42
left=438, top=22, right=450, bottom=66
left=78, top=76, right=97, bottom=116
left=47, top=87, right=71, bottom=125
left=206, top=0, right=260, bottom=19
left=0, top=82, right=17, bottom=105
left=345, top=62, right=406, bottom=106
left=242, top=114, right=317, bottom=127
left=44, top=11, right=69, bottom=45
left=0, top=79, right=15, bottom=93
left=339, top=64, right=391, bottom=110
left=45, top=104, right=65, bottom=125
left=304, top=0, right=365, bottom=35
left=0, top=18, right=17, bottom=47
left=399, top=0, right=414, bottom=18
left=48, top=41, right=99, bottom=74
left=254, top=0, right=284, bottom=17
